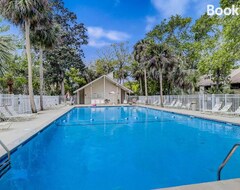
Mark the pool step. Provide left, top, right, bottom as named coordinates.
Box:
left=0, top=140, right=11, bottom=178
left=0, top=159, right=11, bottom=178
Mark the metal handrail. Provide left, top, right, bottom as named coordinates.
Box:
left=0, top=140, right=10, bottom=161
left=217, top=143, right=240, bottom=180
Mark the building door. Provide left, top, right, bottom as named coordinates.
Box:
left=80, top=89, right=85, bottom=104
left=121, top=89, right=125, bottom=104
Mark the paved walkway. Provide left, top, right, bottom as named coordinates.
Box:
left=0, top=106, right=73, bottom=157
left=158, top=179, right=240, bottom=190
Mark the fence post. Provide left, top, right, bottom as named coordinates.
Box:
left=202, top=94, right=205, bottom=111
left=225, top=94, right=227, bottom=105
left=19, top=94, right=23, bottom=114
left=11, top=94, right=14, bottom=107
left=198, top=94, right=201, bottom=111
left=212, top=94, right=215, bottom=110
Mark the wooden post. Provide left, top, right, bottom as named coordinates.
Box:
left=116, top=85, right=119, bottom=104
left=77, top=91, right=80, bottom=104
left=91, top=84, right=93, bottom=104
left=104, top=76, right=106, bottom=100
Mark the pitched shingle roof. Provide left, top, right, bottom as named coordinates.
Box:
left=198, top=68, right=240, bottom=87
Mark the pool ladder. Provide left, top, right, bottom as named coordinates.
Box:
left=0, top=140, right=11, bottom=178
left=217, top=143, right=240, bottom=180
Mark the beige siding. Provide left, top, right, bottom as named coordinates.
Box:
left=84, top=77, right=121, bottom=104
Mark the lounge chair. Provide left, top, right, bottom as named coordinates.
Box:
left=0, top=106, right=36, bottom=121
left=6, top=106, right=36, bottom=117
left=176, top=101, right=182, bottom=108
left=166, top=100, right=176, bottom=107
left=0, top=122, right=12, bottom=130
left=228, top=107, right=240, bottom=115
left=234, top=107, right=240, bottom=115
left=218, top=103, right=232, bottom=113
left=173, top=101, right=182, bottom=108
left=136, top=100, right=142, bottom=104
left=205, top=102, right=222, bottom=112
left=163, top=99, right=168, bottom=106
left=182, top=102, right=191, bottom=110
left=152, top=100, right=159, bottom=106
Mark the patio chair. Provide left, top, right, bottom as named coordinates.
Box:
left=205, top=102, right=223, bottom=112
left=166, top=100, right=176, bottom=107
left=0, top=106, right=36, bottom=121
left=136, top=100, right=142, bottom=104
left=152, top=100, right=159, bottom=106
left=176, top=101, right=183, bottom=108
left=173, top=100, right=182, bottom=108
left=232, top=107, right=240, bottom=115
left=163, top=99, right=168, bottom=105
left=6, top=106, right=36, bottom=117
left=0, top=122, right=12, bottom=130
left=182, top=102, right=191, bottom=110
left=218, top=103, right=232, bottom=113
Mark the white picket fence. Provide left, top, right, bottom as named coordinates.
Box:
left=0, top=94, right=61, bottom=114
left=129, top=94, right=240, bottom=112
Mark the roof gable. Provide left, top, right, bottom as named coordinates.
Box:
left=73, top=75, right=133, bottom=93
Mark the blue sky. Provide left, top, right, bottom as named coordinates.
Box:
left=4, top=0, right=219, bottom=63
left=63, top=0, right=219, bottom=63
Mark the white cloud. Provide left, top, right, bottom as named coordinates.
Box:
left=151, top=0, right=190, bottom=17
left=146, top=0, right=217, bottom=32
left=88, top=39, right=110, bottom=48
left=87, top=26, right=130, bottom=48
left=193, top=0, right=217, bottom=17
left=145, top=16, right=158, bottom=32
left=88, top=26, right=130, bottom=41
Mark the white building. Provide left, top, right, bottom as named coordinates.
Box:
left=74, top=73, right=133, bottom=105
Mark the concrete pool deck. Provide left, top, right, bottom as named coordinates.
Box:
left=0, top=105, right=73, bottom=158
left=0, top=104, right=240, bottom=189
left=141, top=104, right=240, bottom=126
left=159, top=178, right=240, bottom=190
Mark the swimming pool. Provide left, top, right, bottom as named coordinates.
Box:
left=0, top=106, right=240, bottom=189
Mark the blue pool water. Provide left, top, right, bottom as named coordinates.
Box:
left=1, top=106, right=240, bottom=190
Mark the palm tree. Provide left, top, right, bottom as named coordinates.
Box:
left=147, top=42, right=177, bottom=107
left=0, top=17, right=14, bottom=75
left=133, top=39, right=150, bottom=103
left=0, top=0, right=49, bottom=113
left=131, top=61, right=144, bottom=95
left=31, top=21, right=59, bottom=111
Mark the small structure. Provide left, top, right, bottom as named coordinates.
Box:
left=198, top=68, right=240, bottom=93
left=74, top=73, right=133, bottom=105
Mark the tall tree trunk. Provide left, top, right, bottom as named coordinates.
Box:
left=7, top=79, right=13, bottom=94
left=25, top=20, right=37, bottom=113
left=168, top=83, right=171, bottom=95
left=192, top=83, right=195, bottom=94
left=216, top=69, right=220, bottom=93
left=7, top=83, right=13, bottom=94
left=39, top=47, right=44, bottom=111
left=61, top=72, right=65, bottom=101
left=139, top=77, right=143, bottom=95
left=144, top=67, right=148, bottom=104
left=159, top=68, right=164, bottom=107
